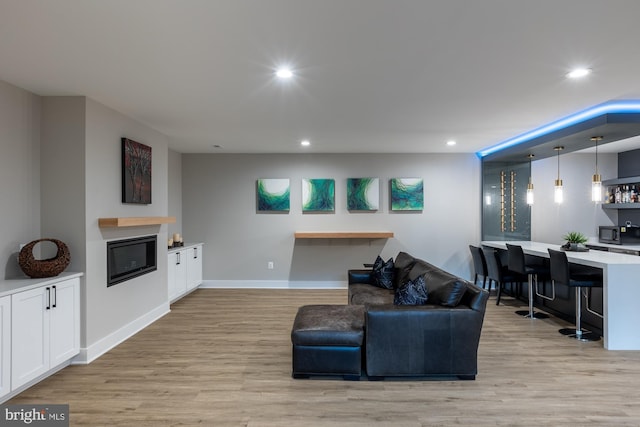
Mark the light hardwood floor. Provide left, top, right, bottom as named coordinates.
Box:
left=10, top=288, right=640, bottom=426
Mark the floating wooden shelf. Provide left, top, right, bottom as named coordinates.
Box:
left=98, top=216, right=176, bottom=228
left=294, top=231, right=394, bottom=239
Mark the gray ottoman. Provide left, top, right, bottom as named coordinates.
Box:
left=291, top=305, right=365, bottom=380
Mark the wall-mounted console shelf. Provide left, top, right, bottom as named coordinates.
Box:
left=98, top=216, right=176, bottom=228
left=294, top=232, right=394, bottom=239
left=602, top=176, right=640, bottom=209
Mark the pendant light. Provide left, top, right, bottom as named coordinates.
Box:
left=591, top=136, right=603, bottom=203
left=526, top=154, right=535, bottom=205
left=554, top=146, right=564, bottom=204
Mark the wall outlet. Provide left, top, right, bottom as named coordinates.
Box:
left=268, top=261, right=274, bottom=270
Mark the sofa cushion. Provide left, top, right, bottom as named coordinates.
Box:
left=372, top=256, right=395, bottom=289
left=394, top=275, right=428, bottom=305
left=425, top=277, right=468, bottom=307
left=348, top=269, right=374, bottom=285
left=407, top=259, right=438, bottom=281
left=393, top=251, right=416, bottom=288
left=350, top=283, right=394, bottom=305
left=291, top=305, right=365, bottom=347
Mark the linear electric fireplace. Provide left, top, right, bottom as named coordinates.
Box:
left=107, top=235, right=157, bottom=287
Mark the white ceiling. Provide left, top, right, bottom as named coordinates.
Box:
left=2, top=0, right=640, bottom=155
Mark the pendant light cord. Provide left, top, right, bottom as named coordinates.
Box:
left=595, top=138, right=599, bottom=175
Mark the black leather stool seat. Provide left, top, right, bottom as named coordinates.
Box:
left=291, top=305, right=365, bottom=380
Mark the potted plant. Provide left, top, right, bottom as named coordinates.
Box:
left=562, top=231, right=588, bottom=251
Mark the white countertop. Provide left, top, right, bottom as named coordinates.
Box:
left=584, top=241, right=640, bottom=251
left=168, top=242, right=204, bottom=253
left=482, top=240, right=640, bottom=268
left=482, top=240, right=640, bottom=350
left=0, top=271, right=84, bottom=298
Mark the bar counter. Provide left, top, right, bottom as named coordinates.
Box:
left=482, top=240, right=640, bottom=350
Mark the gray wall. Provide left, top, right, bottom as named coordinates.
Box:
left=40, top=97, right=86, bottom=273
left=84, top=98, right=169, bottom=348
left=39, top=95, right=170, bottom=354
left=167, top=149, right=183, bottom=237
left=182, top=153, right=481, bottom=284
left=531, top=152, right=617, bottom=244
left=0, top=80, right=42, bottom=279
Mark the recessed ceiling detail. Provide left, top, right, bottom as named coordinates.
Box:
left=478, top=100, right=640, bottom=161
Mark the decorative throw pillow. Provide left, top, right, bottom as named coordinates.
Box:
left=372, top=256, right=395, bottom=289
left=393, top=251, right=416, bottom=289
left=427, top=278, right=467, bottom=307
left=394, top=275, right=428, bottom=305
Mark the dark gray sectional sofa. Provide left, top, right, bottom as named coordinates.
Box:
left=291, top=251, right=489, bottom=380
left=348, top=252, right=489, bottom=379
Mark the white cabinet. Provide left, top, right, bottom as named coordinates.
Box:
left=49, top=279, right=80, bottom=367
left=186, top=245, right=203, bottom=290
left=11, top=277, right=80, bottom=391
left=168, top=243, right=203, bottom=302
left=168, top=249, right=187, bottom=301
left=0, top=296, right=10, bottom=399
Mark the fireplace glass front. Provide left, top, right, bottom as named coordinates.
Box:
left=107, top=235, right=157, bottom=287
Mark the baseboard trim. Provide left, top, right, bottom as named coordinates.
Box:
left=72, top=302, right=171, bottom=365
left=1, top=360, right=71, bottom=404
left=200, top=280, right=347, bottom=289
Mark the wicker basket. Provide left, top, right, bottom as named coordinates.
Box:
left=18, top=238, right=71, bottom=278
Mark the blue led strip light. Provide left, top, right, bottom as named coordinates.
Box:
left=477, top=100, right=640, bottom=158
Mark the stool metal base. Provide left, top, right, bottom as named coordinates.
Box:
left=559, top=327, right=601, bottom=342
left=515, top=273, right=550, bottom=319
left=515, top=309, right=549, bottom=319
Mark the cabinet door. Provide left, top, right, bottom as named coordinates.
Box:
left=12, top=286, right=49, bottom=390
left=168, top=251, right=179, bottom=300
left=186, top=245, right=203, bottom=290
left=169, top=250, right=187, bottom=301
left=49, top=278, right=80, bottom=367
left=175, top=250, right=187, bottom=295
left=0, top=296, right=10, bottom=399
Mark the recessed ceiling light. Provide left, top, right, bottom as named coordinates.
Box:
left=300, top=140, right=310, bottom=147
left=446, top=140, right=456, bottom=146
left=276, top=67, right=293, bottom=79
left=566, top=68, right=591, bottom=79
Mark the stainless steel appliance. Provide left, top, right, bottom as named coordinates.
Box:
left=598, top=225, right=640, bottom=245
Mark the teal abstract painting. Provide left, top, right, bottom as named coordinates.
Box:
left=257, top=179, right=290, bottom=211
left=302, top=179, right=335, bottom=212
left=391, top=178, right=424, bottom=211
left=347, top=178, right=379, bottom=211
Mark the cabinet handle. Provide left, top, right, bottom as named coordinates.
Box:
left=52, top=285, right=57, bottom=308
left=194, top=247, right=198, bottom=259
left=177, top=252, right=181, bottom=265
left=46, top=287, right=51, bottom=310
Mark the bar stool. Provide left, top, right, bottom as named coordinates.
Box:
left=469, top=245, right=489, bottom=290
left=548, top=248, right=603, bottom=342
left=482, top=247, right=525, bottom=305
left=506, top=243, right=552, bottom=319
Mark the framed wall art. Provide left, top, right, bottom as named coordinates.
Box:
left=122, top=138, right=152, bottom=204
left=257, top=178, right=290, bottom=212
left=390, top=178, right=424, bottom=211
left=302, top=179, right=335, bottom=212
left=347, top=178, right=379, bottom=211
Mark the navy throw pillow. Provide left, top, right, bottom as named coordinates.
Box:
left=394, top=275, right=428, bottom=305
left=372, top=256, right=395, bottom=289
